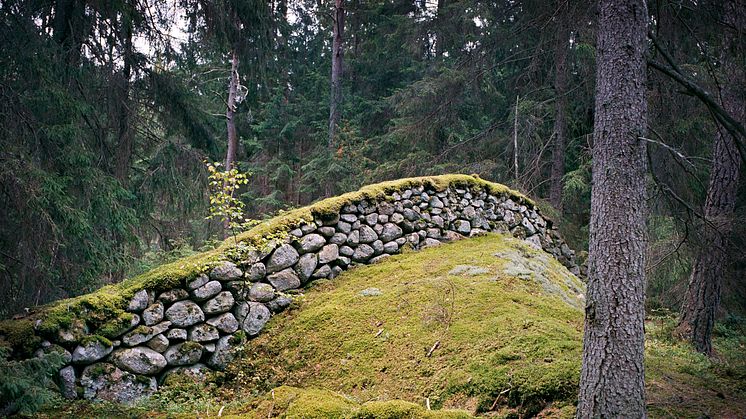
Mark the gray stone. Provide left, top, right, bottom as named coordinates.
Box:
left=329, top=233, right=347, bottom=245
left=160, top=363, right=209, bottom=385
left=72, top=339, right=113, bottom=364
left=346, top=230, right=360, bottom=245
left=187, top=274, right=209, bottom=290
left=81, top=363, right=157, bottom=404
left=448, top=265, right=490, bottom=276
left=235, top=301, right=271, bottom=336
left=297, top=233, right=326, bottom=253
left=383, top=241, right=399, bottom=254
left=164, top=342, right=204, bottom=366
left=112, top=347, right=167, bottom=375
left=294, top=253, right=318, bottom=282
left=142, top=301, right=164, bottom=326
left=207, top=334, right=244, bottom=370
left=165, top=301, right=205, bottom=327
left=166, top=328, right=187, bottom=341
left=146, top=334, right=169, bottom=353
left=395, top=237, right=407, bottom=246
left=372, top=240, right=384, bottom=255
left=206, top=312, right=239, bottom=333
left=191, top=280, right=222, bottom=301
left=352, top=244, right=375, bottom=261
left=188, top=324, right=219, bottom=342
left=427, top=228, right=442, bottom=239
left=59, top=365, right=76, bottom=399
left=312, top=264, right=331, bottom=279
left=267, top=295, right=293, bottom=313
left=379, top=223, right=403, bottom=242
left=379, top=214, right=389, bottom=224
left=462, top=206, right=477, bottom=220
left=122, top=321, right=171, bottom=346
left=336, top=221, right=352, bottom=234
left=443, top=230, right=464, bottom=241
left=377, top=201, right=395, bottom=215
left=339, top=245, right=354, bottom=256
left=249, top=283, right=275, bottom=302
left=267, top=268, right=301, bottom=291
left=337, top=256, right=351, bottom=267
left=454, top=220, right=471, bottom=235
left=340, top=214, right=357, bottom=223
left=359, top=287, right=382, bottom=296
left=209, top=261, right=243, bottom=281
left=402, top=208, right=419, bottom=221
left=266, top=244, right=300, bottom=273
left=318, top=226, right=336, bottom=237
left=364, top=213, right=378, bottom=225
left=202, top=291, right=235, bottom=314
left=390, top=213, right=404, bottom=224
left=358, top=225, right=378, bottom=243
left=318, top=244, right=339, bottom=264
left=330, top=266, right=343, bottom=278
left=430, top=196, right=444, bottom=208
left=422, top=238, right=442, bottom=248
left=127, top=290, right=149, bottom=313
left=246, top=263, right=267, bottom=281
left=35, top=344, right=73, bottom=363
left=203, top=343, right=216, bottom=353
left=525, top=234, right=542, bottom=249
left=374, top=223, right=384, bottom=235
left=290, top=228, right=303, bottom=237
left=369, top=254, right=391, bottom=264
left=158, top=289, right=189, bottom=304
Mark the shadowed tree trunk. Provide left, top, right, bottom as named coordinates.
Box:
left=549, top=1, right=569, bottom=211
left=114, top=14, right=134, bottom=184
left=327, top=0, right=344, bottom=196
left=577, top=0, right=649, bottom=417
left=225, top=48, right=239, bottom=170
left=676, top=0, right=745, bottom=356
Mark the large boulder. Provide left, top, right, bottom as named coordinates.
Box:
left=294, top=253, right=318, bottom=282
left=318, top=244, right=339, bottom=265
left=111, top=347, right=167, bottom=375
left=165, top=300, right=205, bottom=327
left=80, top=363, right=157, bottom=404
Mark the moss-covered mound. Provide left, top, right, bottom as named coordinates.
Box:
left=226, top=234, right=584, bottom=417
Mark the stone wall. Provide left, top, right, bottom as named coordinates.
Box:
left=1, top=175, right=578, bottom=404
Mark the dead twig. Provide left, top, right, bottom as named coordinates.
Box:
left=426, top=340, right=440, bottom=357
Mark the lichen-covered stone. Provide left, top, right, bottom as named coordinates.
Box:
left=235, top=301, right=271, bottom=336
left=59, top=365, right=76, bottom=399
left=160, top=363, right=209, bottom=386
left=166, top=328, right=187, bottom=341
left=142, top=301, right=164, bottom=326
left=454, top=220, right=471, bottom=235
left=111, top=347, right=167, bottom=375
left=249, top=283, right=275, bottom=302
left=164, top=341, right=204, bottom=366
left=72, top=338, right=113, bottom=364
left=188, top=323, right=219, bottom=342
left=122, top=321, right=171, bottom=346
left=127, top=289, right=149, bottom=313
left=267, top=268, right=301, bottom=291
left=352, top=244, right=375, bottom=261
left=380, top=223, right=403, bottom=242
left=202, top=291, right=235, bottom=315
left=81, top=363, right=157, bottom=404
left=266, top=244, right=300, bottom=273
left=206, top=312, right=239, bottom=333
left=158, top=289, right=188, bottom=304
left=297, top=233, right=326, bottom=253
left=312, top=264, right=332, bottom=279
left=165, top=301, right=205, bottom=327
left=267, top=295, right=293, bottom=313
left=245, top=262, right=266, bottom=281
left=209, top=261, right=243, bottom=281
left=358, top=225, right=378, bottom=243
left=318, top=244, right=339, bottom=265
left=191, top=280, right=222, bottom=301
left=294, top=252, right=318, bottom=282
left=187, top=274, right=209, bottom=290
left=207, top=335, right=243, bottom=370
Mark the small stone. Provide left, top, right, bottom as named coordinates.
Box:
left=165, top=301, right=205, bottom=327
left=142, top=301, right=164, bottom=326
left=158, top=289, right=189, bottom=304
left=267, top=295, right=293, bottom=313
left=390, top=213, right=404, bottom=224
left=235, top=302, right=271, bottom=336
left=209, top=261, right=243, bottom=281
left=336, top=221, right=352, bottom=234
left=372, top=240, right=384, bottom=255
left=202, top=291, right=235, bottom=314
left=300, top=222, right=316, bottom=234
left=249, top=283, right=275, bottom=302
left=430, top=196, right=444, bottom=208
left=297, top=234, right=326, bottom=253
left=352, top=244, right=375, bottom=261
left=188, top=324, right=219, bottom=342
left=290, top=228, right=303, bottom=237
left=330, top=266, right=343, bottom=278
left=359, top=287, right=382, bottom=297
left=365, top=213, right=379, bottom=225
left=337, top=256, right=351, bottom=267
left=122, top=321, right=171, bottom=346
left=379, top=214, right=389, bottom=224
left=339, top=245, right=354, bottom=256
left=329, top=233, right=347, bottom=245
left=295, top=253, right=318, bottom=282
left=112, top=347, right=167, bottom=375
left=340, top=214, right=357, bottom=223
left=59, top=366, right=76, bottom=399
left=166, top=328, right=187, bottom=341
left=379, top=223, right=403, bottom=242
left=318, top=244, right=339, bottom=264
left=318, top=226, right=336, bottom=237
left=146, top=334, right=169, bottom=353
left=346, top=230, right=360, bottom=245
left=267, top=268, right=301, bottom=291
left=191, top=280, right=222, bottom=301
left=72, top=339, right=113, bottom=364
left=203, top=343, right=216, bottom=353
left=312, top=264, right=331, bottom=279
left=454, top=220, right=471, bottom=235
left=187, top=274, right=209, bottom=290
left=127, top=290, right=149, bottom=313
left=358, top=225, right=378, bottom=243
left=383, top=241, right=399, bottom=254
left=266, top=244, right=300, bottom=273
left=164, top=342, right=204, bottom=366
left=206, top=313, right=239, bottom=333
left=369, top=254, right=391, bottom=264
left=245, top=263, right=267, bottom=281
left=160, top=363, right=209, bottom=385
left=402, top=208, right=419, bottom=221
left=421, top=238, right=442, bottom=248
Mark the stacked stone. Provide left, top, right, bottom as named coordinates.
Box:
left=35, top=184, right=577, bottom=403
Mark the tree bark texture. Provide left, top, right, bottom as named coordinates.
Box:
left=549, top=3, right=569, bottom=211
left=327, top=0, right=344, bottom=196
left=676, top=0, right=744, bottom=356
left=577, top=0, right=649, bottom=417
left=225, top=48, right=239, bottom=170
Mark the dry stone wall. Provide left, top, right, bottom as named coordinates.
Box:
left=12, top=178, right=578, bottom=404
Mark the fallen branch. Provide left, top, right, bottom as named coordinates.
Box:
left=426, top=340, right=440, bottom=357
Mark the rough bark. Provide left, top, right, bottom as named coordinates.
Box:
left=576, top=0, right=649, bottom=417
left=327, top=0, right=344, bottom=196
left=225, top=48, right=240, bottom=170
left=676, top=0, right=744, bottom=356
left=549, top=3, right=569, bottom=211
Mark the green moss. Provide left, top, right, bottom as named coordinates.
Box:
left=97, top=312, right=135, bottom=339
left=0, top=319, right=42, bottom=357
left=78, top=334, right=112, bottom=347
left=356, top=400, right=472, bottom=418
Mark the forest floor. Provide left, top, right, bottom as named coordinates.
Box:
left=37, top=235, right=746, bottom=418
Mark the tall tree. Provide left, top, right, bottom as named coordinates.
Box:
left=577, top=0, right=649, bottom=417
left=676, top=0, right=745, bottom=355
left=549, top=0, right=569, bottom=210
left=226, top=47, right=240, bottom=170
left=327, top=0, right=345, bottom=196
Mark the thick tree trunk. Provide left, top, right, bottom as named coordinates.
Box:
left=114, top=16, right=134, bottom=184
left=577, top=0, right=649, bottom=417
left=676, top=0, right=744, bottom=356
left=549, top=5, right=569, bottom=211
left=225, top=48, right=240, bottom=170
left=327, top=0, right=344, bottom=196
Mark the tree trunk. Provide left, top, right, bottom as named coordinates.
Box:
left=577, top=0, right=649, bottom=417
left=327, top=0, right=344, bottom=196
left=675, top=0, right=744, bottom=356
left=225, top=48, right=240, bottom=170
left=114, top=15, right=134, bottom=184
left=513, top=95, right=520, bottom=183
left=549, top=4, right=569, bottom=211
